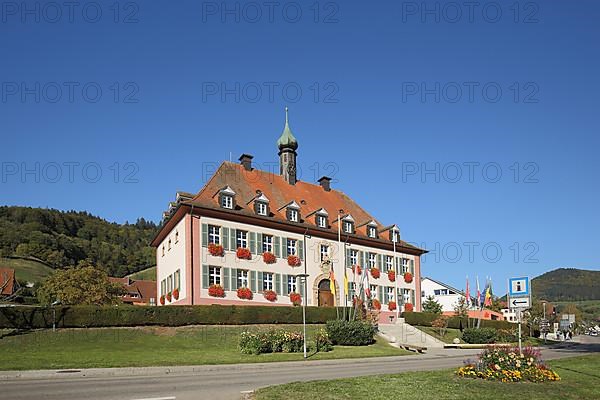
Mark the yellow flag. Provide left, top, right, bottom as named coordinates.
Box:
left=329, top=270, right=336, bottom=295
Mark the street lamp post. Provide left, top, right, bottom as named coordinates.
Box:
left=298, top=273, right=309, bottom=359
left=51, top=300, right=61, bottom=332
left=543, top=301, right=547, bottom=344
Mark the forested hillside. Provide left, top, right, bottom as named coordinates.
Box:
left=532, top=268, right=600, bottom=301
left=0, top=206, right=158, bottom=277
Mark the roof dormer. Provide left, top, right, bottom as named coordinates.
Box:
left=342, top=214, right=355, bottom=234
left=253, top=193, right=270, bottom=216
left=219, top=186, right=236, bottom=209
left=366, top=220, right=378, bottom=238
left=315, top=208, right=329, bottom=228
left=279, top=200, right=301, bottom=222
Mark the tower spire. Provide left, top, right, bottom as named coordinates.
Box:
left=277, top=107, right=298, bottom=185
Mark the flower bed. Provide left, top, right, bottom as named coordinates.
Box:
left=263, top=251, right=276, bottom=264
left=239, top=329, right=305, bottom=355
left=236, top=247, right=252, bottom=260
left=208, top=284, right=225, bottom=298
left=172, top=288, right=180, bottom=300
left=352, top=265, right=362, bottom=275
left=456, top=346, right=560, bottom=383
left=404, top=303, right=413, bottom=312
left=263, top=290, right=277, bottom=302
left=208, top=243, right=224, bottom=257
left=287, top=255, right=301, bottom=267
left=404, top=272, right=413, bottom=283
left=387, top=270, right=395, bottom=282
left=370, top=268, right=380, bottom=279
left=237, top=287, right=253, bottom=300
left=289, top=292, right=302, bottom=306
left=388, top=301, right=397, bottom=311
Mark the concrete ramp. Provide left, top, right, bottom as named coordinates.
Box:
left=379, top=321, right=445, bottom=349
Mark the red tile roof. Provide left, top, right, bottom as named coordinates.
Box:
left=0, top=268, right=16, bottom=296
left=110, top=277, right=156, bottom=304
left=178, top=161, right=422, bottom=251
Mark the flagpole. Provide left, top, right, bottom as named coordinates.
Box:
left=338, top=210, right=345, bottom=320
left=393, top=227, right=399, bottom=321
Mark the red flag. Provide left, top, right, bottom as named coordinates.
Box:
left=465, top=276, right=471, bottom=306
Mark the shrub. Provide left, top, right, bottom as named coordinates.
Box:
left=315, top=328, right=333, bottom=352
left=208, top=284, right=225, bottom=298
left=432, top=315, right=449, bottom=336
left=370, top=268, right=380, bottom=279
left=462, top=327, right=497, bottom=344
left=208, top=243, right=224, bottom=257
left=239, top=331, right=270, bottom=355
left=402, top=312, right=439, bottom=326
left=238, top=329, right=304, bottom=355
left=263, top=252, right=276, bottom=264
left=236, top=247, right=252, bottom=260
left=326, top=319, right=375, bottom=346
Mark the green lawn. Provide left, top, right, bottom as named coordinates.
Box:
left=0, top=325, right=410, bottom=370
left=416, top=326, right=462, bottom=343
left=128, top=266, right=156, bottom=281
left=0, top=257, right=54, bottom=284
left=254, top=354, right=600, bottom=400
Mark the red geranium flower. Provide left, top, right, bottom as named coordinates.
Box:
left=370, top=267, right=381, bottom=279
left=208, top=284, right=225, bottom=298
left=290, top=292, right=302, bottom=306
left=263, top=252, right=276, bottom=264
left=388, top=301, right=397, bottom=311
left=352, top=265, right=362, bottom=275
left=159, top=295, right=165, bottom=305
left=372, top=298, right=382, bottom=310
left=237, top=287, right=253, bottom=300
left=287, top=255, right=301, bottom=267
left=263, top=290, right=277, bottom=302
left=404, top=272, right=413, bottom=283
left=388, top=270, right=396, bottom=282
left=173, top=288, right=180, bottom=300
left=208, top=243, right=224, bottom=257
left=236, top=247, right=252, bottom=260
left=404, top=303, right=414, bottom=312
left=166, top=292, right=172, bottom=302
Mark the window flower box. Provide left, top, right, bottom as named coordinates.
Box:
left=236, top=247, right=252, bottom=260
left=404, top=272, right=413, bottom=283
left=263, top=251, right=276, bottom=264
left=388, top=270, right=396, bottom=282
left=287, top=255, right=301, bottom=267
left=237, top=287, right=253, bottom=300
left=208, top=284, right=225, bottom=298
left=263, top=290, right=277, bottom=302
left=404, top=303, right=414, bottom=312
left=289, top=292, right=302, bottom=306
left=370, top=267, right=381, bottom=279
left=352, top=265, right=362, bottom=275
left=159, top=295, right=165, bottom=305
left=372, top=299, right=381, bottom=310
left=173, top=288, right=180, bottom=300
left=166, top=292, right=172, bottom=302
left=388, top=301, right=397, bottom=311
left=208, top=243, right=224, bottom=257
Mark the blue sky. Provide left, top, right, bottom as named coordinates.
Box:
left=1, top=1, right=599, bottom=291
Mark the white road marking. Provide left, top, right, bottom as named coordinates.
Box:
left=130, top=397, right=176, bottom=400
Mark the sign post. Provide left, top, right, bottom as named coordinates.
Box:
left=508, top=277, right=531, bottom=355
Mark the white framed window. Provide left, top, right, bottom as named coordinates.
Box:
left=167, top=276, right=173, bottom=293
left=174, top=269, right=180, bottom=289
left=236, top=230, right=248, bottom=249
left=343, top=221, right=353, bottom=233
left=161, top=280, right=166, bottom=296
left=287, top=238, right=297, bottom=256
left=434, top=289, right=449, bottom=296
left=347, top=282, right=356, bottom=298
left=208, top=225, right=220, bottom=244
left=288, top=276, right=298, bottom=293
left=209, top=266, right=221, bottom=285
left=257, top=202, right=268, bottom=216
left=150, top=297, right=156, bottom=306
left=288, top=209, right=299, bottom=222
left=237, top=270, right=249, bottom=288
left=221, top=195, right=233, bottom=209
left=387, top=287, right=394, bottom=302
left=175, top=230, right=179, bottom=243
left=161, top=245, right=165, bottom=257
left=320, top=244, right=329, bottom=262
left=370, top=285, right=377, bottom=298
left=392, top=231, right=399, bottom=243
left=317, top=215, right=327, bottom=228
left=168, top=238, right=172, bottom=250
left=263, top=272, right=274, bottom=291
left=368, top=226, right=377, bottom=238
left=368, top=253, right=376, bottom=268
left=385, top=256, right=393, bottom=272
left=350, top=249, right=358, bottom=265
left=263, top=234, right=273, bottom=253
left=399, top=288, right=411, bottom=303
left=402, top=258, right=409, bottom=273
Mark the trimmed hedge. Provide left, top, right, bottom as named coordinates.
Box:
left=403, top=312, right=515, bottom=331
left=0, top=305, right=348, bottom=329
left=325, top=320, right=376, bottom=346
left=461, top=327, right=498, bottom=344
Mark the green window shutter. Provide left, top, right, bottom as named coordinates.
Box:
left=249, top=232, right=257, bottom=254
left=411, top=289, right=415, bottom=305
left=231, top=268, right=238, bottom=289
left=284, top=238, right=289, bottom=256
left=274, top=236, right=281, bottom=258
left=345, top=248, right=350, bottom=267
left=275, top=273, right=281, bottom=295
left=383, top=287, right=389, bottom=304
left=360, top=251, right=365, bottom=267
left=283, top=274, right=289, bottom=295
left=202, top=224, right=208, bottom=247
left=410, top=259, right=415, bottom=275
left=202, top=265, right=209, bottom=289
left=257, top=233, right=263, bottom=253
left=297, top=276, right=304, bottom=297
left=250, top=270, right=257, bottom=292
left=223, top=227, right=230, bottom=251
left=377, top=254, right=383, bottom=270
left=223, top=267, right=230, bottom=291
left=298, top=240, right=304, bottom=260
left=257, top=271, right=264, bottom=292
left=395, top=257, right=400, bottom=273
left=378, top=286, right=383, bottom=303
left=230, top=228, right=237, bottom=250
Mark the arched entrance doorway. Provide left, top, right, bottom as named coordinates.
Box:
left=318, top=279, right=334, bottom=307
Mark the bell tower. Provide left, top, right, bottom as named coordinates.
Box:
left=277, top=107, right=299, bottom=185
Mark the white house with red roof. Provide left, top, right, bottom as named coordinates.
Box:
left=151, top=109, right=427, bottom=321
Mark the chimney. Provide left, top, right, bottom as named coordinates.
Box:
left=239, top=154, right=253, bottom=171
left=318, top=176, right=332, bottom=191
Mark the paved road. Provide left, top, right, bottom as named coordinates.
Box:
left=1, top=343, right=598, bottom=400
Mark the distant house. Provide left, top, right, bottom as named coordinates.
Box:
left=421, top=277, right=465, bottom=313
left=109, top=277, right=157, bottom=306
left=0, top=268, right=18, bottom=297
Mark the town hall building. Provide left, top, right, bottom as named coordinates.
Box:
left=151, top=110, right=427, bottom=320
